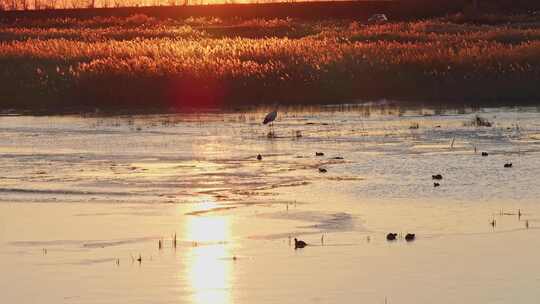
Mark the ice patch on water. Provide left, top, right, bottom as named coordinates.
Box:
left=250, top=211, right=361, bottom=240
left=10, top=237, right=155, bottom=249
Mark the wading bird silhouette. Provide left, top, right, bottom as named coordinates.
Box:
left=263, top=106, right=278, bottom=137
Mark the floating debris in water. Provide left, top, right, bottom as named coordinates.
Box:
left=469, top=115, right=493, bottom=127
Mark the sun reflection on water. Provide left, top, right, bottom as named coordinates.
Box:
left=184, top=215, right=233, bottom=304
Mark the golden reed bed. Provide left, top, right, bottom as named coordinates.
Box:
left=0, top=14, right=539, bottom=112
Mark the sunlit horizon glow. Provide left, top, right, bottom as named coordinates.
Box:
left=0, top=0, right=342, bottom=10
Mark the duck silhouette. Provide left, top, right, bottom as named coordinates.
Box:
left=294, top=238, right=307, bottom=249
left=386, top=233, right=397, bottom=241
left=405, top=233, right=416, bottom=241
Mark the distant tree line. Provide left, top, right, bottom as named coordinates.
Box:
left=0, top=0, right=539, bottom=11
left=0, top=0, right=297, bottom=10
left=0, top=0, right=197, bottom=10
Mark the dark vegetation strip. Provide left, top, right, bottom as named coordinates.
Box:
left=1, top=0, right=540, bottom=22
left=0, top=1, right=446, bottom=21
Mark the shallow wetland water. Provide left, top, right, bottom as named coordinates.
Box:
left=1, top=105, right=540, bottom=304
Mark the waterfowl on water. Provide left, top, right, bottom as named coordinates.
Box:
left=386, top=233, right=397, bottom=241
left=432, top=174, right=443, bottom=180
left=319, top=168, right=328, bottom=173
left=434, top=183, right=440, bottom=187
left=405, top=233, right=416, bottom=241
left=294, top=238, right=307, bottom=249
left=482, top=152, right=489, bottom=156
left=504, top=163, right=513, bottom=168
left=257, top=154, right=262, bottom=161
left=315, top=152, right=324, bottom=156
